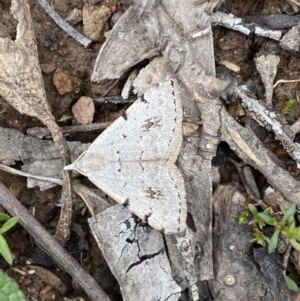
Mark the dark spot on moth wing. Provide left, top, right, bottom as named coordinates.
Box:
left=142, top=117, right=162, bottom=131
left=144, top=187, right=163, bottom=199
left=186, top=212, right=196, bottom=232
left=123, top=198, right=129, bottom=207
left=124, top=219, right=131, bottom=229
left=122, top=111, right=128, bottom=120
left=122, top=134, right=127, bottom=138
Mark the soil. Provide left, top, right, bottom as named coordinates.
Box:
left=0, top=0, right=300, bottom=300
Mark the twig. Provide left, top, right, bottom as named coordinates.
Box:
left=94, top=95, right=136, bottom=105
left=234, top=86, right=300, bottom=168
left=226, top=158, right=267, bottom=208
left=101, top=79, right=121, bottom=97
left=273, top=78, right=300, bottom=89
left=291, top=118, right=300, bottom=135
left=194, top=0, right=208, bottom=5
left=211, top=11, right=282, bottom=41
left=0, top=164, right=63, bottom=185
left=0, top=182, right=110, bottom=301
left=27, top=122, right=111, bottom=139
left=36, top=0, right=92, bottom=48
left=283, top=244, right=292, bottom=271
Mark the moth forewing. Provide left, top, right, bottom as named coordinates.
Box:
left=65, top=80, right=187, bottom=233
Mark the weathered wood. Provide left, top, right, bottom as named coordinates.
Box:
left=0, top=127, right=89, bottom=190
left=89, top=204, right=182, bottom=301
left=209, top=185, right=291, bottom=301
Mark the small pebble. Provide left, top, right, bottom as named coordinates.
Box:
left=83, top=5, right=111, bottom=42
left=53, top=68, right=73, bottom=95
left=72, top=96, right=95, bottom=125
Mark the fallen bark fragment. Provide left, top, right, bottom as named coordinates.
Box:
left=209, top=185, right=291, bottom=301
left=89, top=204, right=182, bottom=301
left=280, top=22, right=300, bottom=52
left=0, top=182, right=110, bottom=301
left=243, top=14, right=300, bottom=29
left=91, top=6, right=160, bottom=81
left=0, top=127, right=89, bottom=190
left=255, top=54, right=280, bottom=106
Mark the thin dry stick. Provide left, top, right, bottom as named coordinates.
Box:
left=0, top=164, right=63, bottom=185
left=0, top=182, right=110, bottom=301
left=94, top=95, right=136, bottom=105
left=226, top=158, right=267, bottom=209
left=36, top=0, right=92, bottom=48
left=27, top=122, right=112, bottom=139
left=273, top=78, right=300, bottom=88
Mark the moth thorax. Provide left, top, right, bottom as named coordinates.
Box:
left=79, top=153, right=103, bottom=172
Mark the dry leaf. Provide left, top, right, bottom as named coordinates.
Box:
left=0, top=0, right=72, bottom=244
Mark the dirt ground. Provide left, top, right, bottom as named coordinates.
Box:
left=0, top=0, right=300, bottom=300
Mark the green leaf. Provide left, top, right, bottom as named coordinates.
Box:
left=268, top=229, right=280, bottom=253
left=290, top=239, right=300, bottom=252
left=0, top=270, right=27, bottom=300
left=258, top=212, right=276, bottom=226
left=248, top=204, right=258, bottom=216
left=282, top=204, right=296, bottom=223
left=232, top=212, right=248, bottom=224
left=291, top=227, right=300, bottom=241
left=0, top=217, right=19, bottom=235
left=251, top=232, right=265, bottom=245
left=0, top=214, right=10, bottom=223
left=0, top=235, right=12, bottom=265
left=285, top=275, right=298, bottom=291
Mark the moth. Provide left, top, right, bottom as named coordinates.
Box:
left=65, top=80, right=187, bottom=234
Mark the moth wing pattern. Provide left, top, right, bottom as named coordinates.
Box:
left=66, top=79, right=187, bottom=233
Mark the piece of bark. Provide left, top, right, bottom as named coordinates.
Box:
left=0, top=0, right=72, bottom=244
left=255, top=54, right=280, bottom=106
left=0, top=127, right=89, bottom=190
left=209, top=184, right=291, bottom=301
left=243, top=14, right=300, bottom=29
left=0, top=182, right=110, bottom=301
left=89, top=204, right=182, bottom=301
left=280, top=22, right=300, bottom=52
left=91, top=6, right=160, bottom=81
